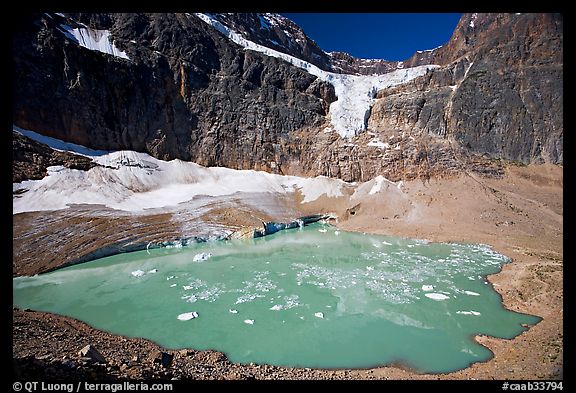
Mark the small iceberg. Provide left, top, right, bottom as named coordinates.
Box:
left=148, top=269, right=158, bottom=274
left=270, top=305, right=283, bottom=311
left=314, top=312, right=324, bottom=319
left=456, top=310, right=481, bottom=316
left=318, top=228, right=327, bottom=233
left=177, top=311, right=199, bottom=321
left=193, top=252, right=212, bottom=262
left=229, top=309, right=238, bottom=314
left=244, top=319, right=254, bottom=325
left=131, top=270, right=145, bottom=277
left=170, top=284, right=177, bottom=288
left=166, top=276, right=176, bottom=280
left=425, top=293, right=450, bottom=301
left=464, top=290, right=480, bottom=296
left=421, top=285, right=434, bottom=291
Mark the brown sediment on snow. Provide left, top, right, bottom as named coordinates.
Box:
left=12, top=163, right=562, bottom=380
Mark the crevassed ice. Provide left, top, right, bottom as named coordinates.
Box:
left=193, top=13, right=439, bottom=139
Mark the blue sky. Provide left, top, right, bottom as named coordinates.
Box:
left=281, top=13, right=462, bottom=61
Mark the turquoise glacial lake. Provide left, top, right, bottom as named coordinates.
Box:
left=13, top=224, right=540, bottom=373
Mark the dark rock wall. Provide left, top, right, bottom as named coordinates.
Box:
left=13, top=13, right=562, bottom=184
left=13, top=13, right=335, bottom=173
left=12, top=131, right=96, bottom=183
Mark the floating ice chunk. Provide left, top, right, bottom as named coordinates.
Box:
left=314, top=312, right=324, bottom=319
left=425, top=293, right=450, bottom=301
left=193, top=252, right=212, bottom=262
left=131, top=270, right=145, bottom=277
left=366, top=266, right=374, bottom=271
left=319, top=228, right=327, bottom=233
left=183, top=285, right=193, bottom=290
left=422, top=285, right=434, bottom=291
left=299, top=316, right=305, bottom=320
left=170, top=284, right=177, bottom=288
left=244, top=319, right=254, bottom=325
left=456, top=311, right=481, bottom=316
left=334, top=231, right=340, bottom=236
left=382, top=241, right=392, bottom=245
left=167, top=276, right=176, bottom=280
left=229, top=309, right=238, bottom=314
left=177, top=311, right=199, bottom=321
left=148, top=269, right=158, bottom=274
left=467, top=276, right=476, bottom=281
left=464, top=290, right=480, bottom=296
left=270, top=305, right=283, bottom=311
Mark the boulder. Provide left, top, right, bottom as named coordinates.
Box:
left=148, top=350, right=173, bottom=368
left=77, top=345, right=106, bottom=364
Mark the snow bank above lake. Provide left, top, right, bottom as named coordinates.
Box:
left=13, top=126, right=347, bottom=214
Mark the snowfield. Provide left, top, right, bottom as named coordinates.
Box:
left=194, top=13, right=439, bottom=139
left=59, top=23, right=129, bottom=60
left=13, top=127, right=347, bottom=214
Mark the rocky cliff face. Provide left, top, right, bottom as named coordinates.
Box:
left=12, top=13, right=562, bottom=184
left=368, top=13, right=563, bottom=166
left=205, top=13, right=335, bottom=72
left=12, top=131, right=96, bottom=183
left=13, top=13, right=335, bottom=174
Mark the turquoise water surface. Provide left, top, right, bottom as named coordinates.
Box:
left=13, top=224, right=539, bottom=373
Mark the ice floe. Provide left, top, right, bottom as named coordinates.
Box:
left=456, top=311, right=481, bottom=316
left=424, top=293, right=450, bottom=301
left=193, top=252, right=212, bottom=262
left=131, top=270, right=145, bottom=277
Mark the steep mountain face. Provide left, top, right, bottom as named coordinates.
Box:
left=203, top=13, right=442, bottom=76
left=13, top=13, right=335, bottom=173
left=12, top=12, right=562, bottom=184
left=205, top=13, right=335, bottom=72
left=368, top=13, right=563, bottom=166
